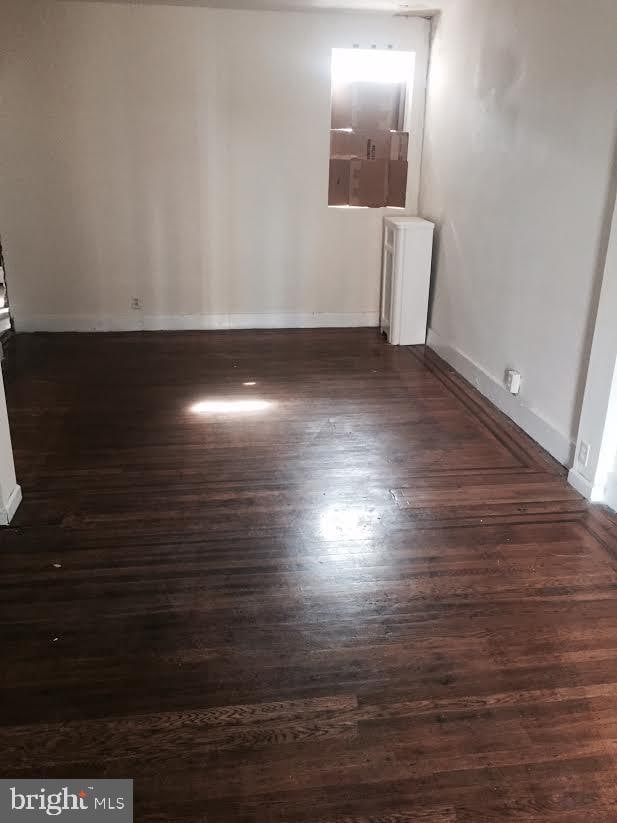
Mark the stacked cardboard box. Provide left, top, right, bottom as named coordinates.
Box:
left=331, top=81, right=406, bottom=131
left=328, top=81, right=409, bottom=208
left=328, top=129, right=409, bottom=207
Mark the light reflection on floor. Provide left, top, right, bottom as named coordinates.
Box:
left=190, top=399, right=272, bottom=414
left=318, top=504, right=380, bottom=542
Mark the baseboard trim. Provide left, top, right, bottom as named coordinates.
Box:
left=143, top=312, right=379, bottom=331
left=567, top=468, right=593, bottom=499
left=16, top=315, right=142, bottom=333
left=589, top=471, right=617, bottom=511
left=426, top=328, right=575, bottom=467
left=15, top=312, right=380, bottom=333
left=604, top=472, right=617, bottom=512
left=0, top=484, right=22, bottom=526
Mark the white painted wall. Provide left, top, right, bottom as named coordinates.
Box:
left=420, top=0, right=617, bottom=465
left=0, top=0, right=428, bottom=332
left=569, top=193, right=617, bottom=505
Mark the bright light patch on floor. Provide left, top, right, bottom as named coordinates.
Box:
left=319, top=505, right=378, bottom=542
left=331, top=47, right=414, bottom=86
left=243, top=381, right=257, bottom=386
left=190, top=399, right=272, bottom=414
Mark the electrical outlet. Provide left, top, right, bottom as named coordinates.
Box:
left=504, top=368, right=521, bottom=395
left=131, top=297, right=142, bottom=311
left=578, top=440, right=590, bottom=467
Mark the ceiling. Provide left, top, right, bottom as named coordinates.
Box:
left=65, top=0, right=443, bottom=16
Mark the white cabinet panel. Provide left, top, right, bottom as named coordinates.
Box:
left=380, top=216, right=434, bottom=345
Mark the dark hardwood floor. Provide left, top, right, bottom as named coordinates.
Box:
left=2, top=328, right=617, bottom=822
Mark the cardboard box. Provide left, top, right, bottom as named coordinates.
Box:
left=329, top=157, right=408, bottom=208
left=349, top=159, right=388, bottom=208
left=328, top=159, right=351, bottom=206
left=389, top=132, right=409, bottom=161
left=330, top=130, right=408, bottom=161
left=330, top=83, right=353, bottom=130
left=330, top=130, right=389, bottom=161
left=331, top=82, right=406, bottom=131
left=387, top=160, right=408, bottom=207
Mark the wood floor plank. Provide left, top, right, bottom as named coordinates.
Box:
left=1, top=329, right=616, bottom=821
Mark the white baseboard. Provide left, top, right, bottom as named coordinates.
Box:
left=16, top=314, right=142, bottom=332
left=427, top=328, right=575, bottom=467
left=143, top=312, right=379, bottom=331
left=594, top=471, right=617, bottom=512
left=15, top=312, right=379, bottom=333
left=604, top=472, right=617, bottom=512
left=0, top=484, right=22, bottom=526
left=567, top=467, right=593, bottom=499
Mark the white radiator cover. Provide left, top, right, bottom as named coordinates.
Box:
left=380, top=216, right=434, bottom=345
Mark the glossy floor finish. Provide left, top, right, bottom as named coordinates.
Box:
left=2, top=329, right=617, bottom=822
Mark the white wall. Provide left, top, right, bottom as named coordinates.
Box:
left=420, top=0, right=617, bottom=465
left=569, top=193, right=617, bottom=505
left=0, top=0, right=428, bottom=332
